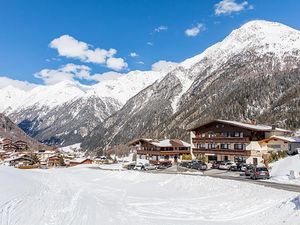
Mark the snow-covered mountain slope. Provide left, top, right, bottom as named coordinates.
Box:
left=82, top=20, right=300, bottom=151
left=1, top=70, right=164, bottom=146
left=0, top=113, right=43, bottom=149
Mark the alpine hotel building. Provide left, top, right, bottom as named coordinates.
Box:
left=189, top=119, right=292, bottom=165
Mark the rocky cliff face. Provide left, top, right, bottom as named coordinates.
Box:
left=82, top=20, right=300, bottom=151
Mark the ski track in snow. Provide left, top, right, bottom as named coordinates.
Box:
left=0, top=166, right=299, bottom=225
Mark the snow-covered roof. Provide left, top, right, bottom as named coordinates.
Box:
left=260, top=135, right=300, bottom=143
left=189, top=119, right=292, bottom=133
left=130, top=138, right=191, bottom=148
left=69, top=158, right=90, bottom=163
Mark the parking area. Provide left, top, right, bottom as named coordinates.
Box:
left=203, top=168, right=243, bottom=178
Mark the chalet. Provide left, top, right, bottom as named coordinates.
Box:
left=37, top=149, right=57, bottom=162
left=69, top=158, right=93, bottom=167
left=2, top=138, right=12, bottom=145
left=188, top=119, right=292, bottom=165
left=259, top=136, right=300, bottom=155
left=5, top=156, right=34, bottom=167
left=14, top=140, right=28, bottom=151
left=129, top=138, right=191, bottom=163
left=47, top=155, right=61, bottom=167
left=3, top=143, right=17, bottom=152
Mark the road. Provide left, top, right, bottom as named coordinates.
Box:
left=148, top=166, right=300, bottom=193
left=97, top=165, right=300, bottom=192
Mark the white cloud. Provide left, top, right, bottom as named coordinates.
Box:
left=154, top=25, right=168, bottom=33
left=151, top=60, right=178, bottom=73
left=185, top=23, right=205, bottom=37
left=129, top=52, right=139, bottom=57
left=147, top=42, right=154, bottom=46
left=137, top=61, right=144, bottom=65
left=90, top=71, right=123, bottom=82
left=214, top=0, right=251, bottom=15
left=0, top=76, right=37, bottom=91
left=106, top=57, right=128, bottom=71
left=49, top=35, right=127, bottom=70
left=35, top=64, right=126, bottom=85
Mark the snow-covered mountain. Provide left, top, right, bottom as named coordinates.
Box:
left=1, top=70, right=164, bottom=146
left=82, top=20, right=300, bottom=151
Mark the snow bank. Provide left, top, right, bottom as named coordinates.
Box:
left=0, top=166, right=299, bottom=225
left=270, top=154, right=300, bottom=185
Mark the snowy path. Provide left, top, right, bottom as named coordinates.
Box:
left=0, top=166, right=299, bottom=225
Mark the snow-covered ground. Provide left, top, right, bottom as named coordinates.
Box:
left=270, top=155, right=300, bottom=185
left=0, top=166, right=299, bottom=225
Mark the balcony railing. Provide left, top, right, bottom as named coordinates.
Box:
left=137, top=150, right=191, bottom=156
left=193, top=136, right=250, bottom=143
left=192, top=148, right=252, bottom=156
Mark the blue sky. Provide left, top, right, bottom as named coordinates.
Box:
left=0, top=0, right=300, bottom=87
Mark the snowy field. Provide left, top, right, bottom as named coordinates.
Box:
left=0, top=166, right=300, bottom=225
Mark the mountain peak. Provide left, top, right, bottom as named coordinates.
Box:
left=181, top=20, right=300, bottom=69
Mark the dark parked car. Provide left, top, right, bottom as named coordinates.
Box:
left=211, top=161, right=223, bottom=169
left=244, top=164, right=255, bottom=176
left=189, top=161, right=208, bottom=170
left=157, top=161, right=172, bottom=169
left=249, top=167, right=270, bottom=180
left=179, top=161, right=190, bottom=168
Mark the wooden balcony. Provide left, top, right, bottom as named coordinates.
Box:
left=192, top=136, right=250, bottom=143
left=192, top=148, right=252, bottom=156
left=137, top=150, right=191, bottom=156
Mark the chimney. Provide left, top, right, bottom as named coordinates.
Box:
left=251, top=119, right=257, bottom=125
left=271, top=125, right=276, bottom=130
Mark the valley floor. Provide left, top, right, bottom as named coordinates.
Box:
left=0, top=165, right=300, bottom=225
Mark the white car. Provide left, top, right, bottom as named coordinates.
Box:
left=219, top=161, right=235, bottom=170
left=133, top=163, right=157, bottom=171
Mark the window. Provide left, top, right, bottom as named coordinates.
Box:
left=208, top=143, right=216, bottom=149
left=197, top=143, right=205, bottom=149
left=234, top=144, right=245, bottom=150
left=220, top=143, right=230, bottom=149
left=267, top=144, right=281, bottom=149
left=234, top=132, right=241, bottom=137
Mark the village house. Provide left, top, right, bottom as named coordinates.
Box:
left=0, top=138, right=29, bottom=153
left=188, top=119, right=292, bottom=165
left=129, top=138, right=191, bottom=163
left=14, top=140, right=28, bottom=151
left=259, top=136, right=300, bottom=155
left=5, top=155, right=34, bottom=167
left=69, top=158, right=93, bottom=167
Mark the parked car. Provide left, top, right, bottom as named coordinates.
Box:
left=189, top=161, right=208, bottom=170
left=229, top=162, right=245, bottom=171
left=211, top=161, right=223, bottom=169
left=179, top=161, right=190, bottom=168
left=133, top=163, right=145, bottom=170
left=219, top=161, right=235, bottom=170
left=244, top=164, right=254, bottom=176
left=123, top=162, right=136, bottom=170
left=249, top=167, right=270, bottom=180
left=157, top=161, right=172, bottom=169
left=143, top=163, right=157, bottom=170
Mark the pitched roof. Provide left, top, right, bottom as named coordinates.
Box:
left=259, top=135, right=300, bottom=143
left=129, top=138, right=191, bottom=148
left=188, top=119, right=292, bottom=133
left=69, top=158, right=91, bottom=163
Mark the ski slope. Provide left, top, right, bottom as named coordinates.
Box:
left=0, top=165, right=299, bottom=225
